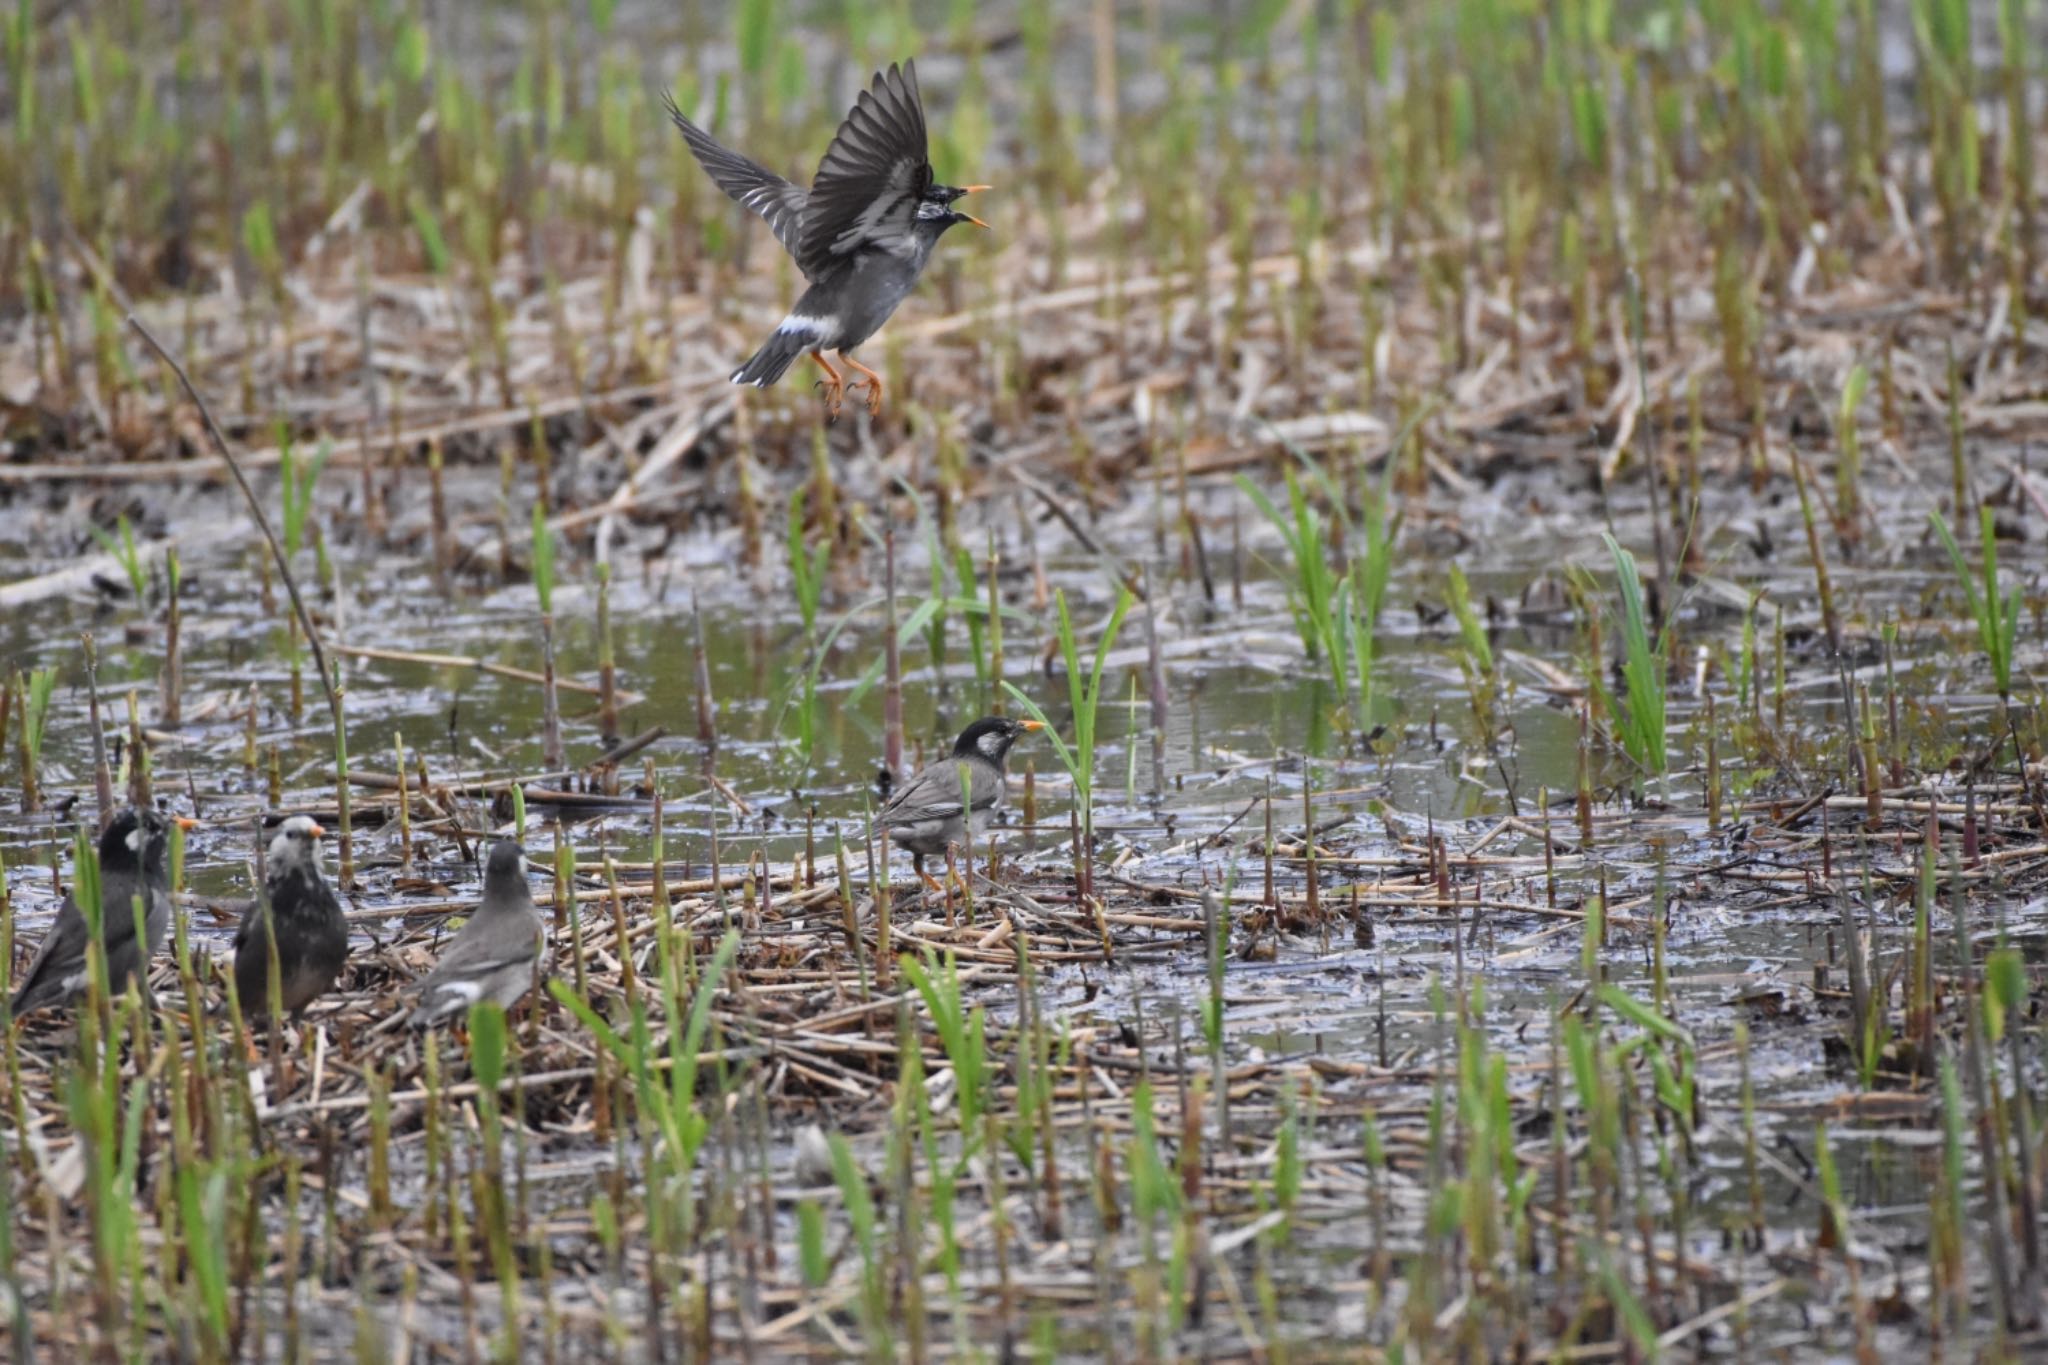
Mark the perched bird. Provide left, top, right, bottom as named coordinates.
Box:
left=876, top=716, right=1042, bottom=892
left=11, top=806, right=190, bottom=1015
left=665, top=59, right=989, bottom=418
left=408, top=840, right=546, bottom=1028
left=233, top=816, right=349, bottom=1021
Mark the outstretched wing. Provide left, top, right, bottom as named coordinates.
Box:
left=796, top=61, right=931, bottom=275
left=663, top=91, right=810, bottom=265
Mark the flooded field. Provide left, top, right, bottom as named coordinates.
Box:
left=2, top=0, right=2046, bottom=1360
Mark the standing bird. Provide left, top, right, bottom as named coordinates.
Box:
left=876, top=716, right=1042, bottom=893
left=233, top=816, right=349, bottom=1021
left=408, top=840, right=546, bottom=1028
left=665, top=59, right=989, bottom=418
left=11, top=806, right=190, bottom=1016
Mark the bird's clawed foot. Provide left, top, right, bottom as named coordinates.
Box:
left=838, top=354, right=885, bottom=417
left=812, top=377, right=845, bottom=420
left=808, top=351, right=845, bottom=421
left=848, top=375, right=883, bottom=417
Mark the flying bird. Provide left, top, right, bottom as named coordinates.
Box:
left=665, top=59, right=988, bottom=418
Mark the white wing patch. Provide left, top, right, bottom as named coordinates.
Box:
left=823, top=160, right=924, bottom=258
left=430, top=980, right=484, bottom=1007
left=827, top=200, right=899, bottom=255
left=778, top=315, right=837, bottom=338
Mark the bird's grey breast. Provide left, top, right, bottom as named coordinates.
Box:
left=969, top=772, right=1004, bottom=831
left=836, top=244, right=931, bottom=348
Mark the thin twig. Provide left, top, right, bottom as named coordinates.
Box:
left=126, top=315, right=342, bottom=734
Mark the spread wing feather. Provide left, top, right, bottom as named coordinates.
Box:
left=796, top=61, right=931, bottom=275
left=663, top=91, right=811, bottom=266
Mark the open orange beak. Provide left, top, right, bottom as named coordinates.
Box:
left=957, top=185, right=991, bottom=229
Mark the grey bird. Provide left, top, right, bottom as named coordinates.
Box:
left=664, top=59, right=989, bottom=418
left=876, top=716, right=1042, bottom=893
left=11, top=806, right=190, bottom=1015
left=408, top=839, right=546, bottom=1028
left=233, top=816, right=349, bottom=1020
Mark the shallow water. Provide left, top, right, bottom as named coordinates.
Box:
left=0, top=430, right=2034, bottom=1358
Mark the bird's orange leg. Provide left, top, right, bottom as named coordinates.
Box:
left=808, top=350, right=844, bottom=419
left=838, top=352, right=885, bottom=416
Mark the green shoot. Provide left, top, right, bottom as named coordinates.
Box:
left=20, top=666, right=55, bottom=768
left=1238, top=468, right=1346, bottom=697
left=1834, top=362, right=1870, bottom=531
left=277, top=430, right=330, bottom=561
left=1602, top=533, right=1667, bottom=779
left=899, top=949, right=988, bottom=1140
left=1929, top=506, right=2019, bottom=698
left=1445, top=563, right=1493, bottom=677
left=87, top=515, right=147, bottom=601
left=785, top=488, right=830, bottom=639
left=531, top=501, right=555, bottom=616
left=1001, top=587, right=1132, bottom=832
